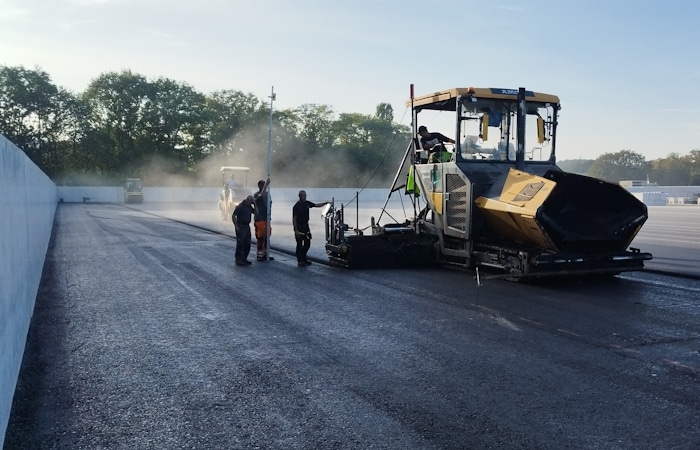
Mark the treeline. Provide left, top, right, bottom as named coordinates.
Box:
left=0, top=65, right=410, bottom=187
left=559, top=149, right=700, bottom=185
left=3, top=65, right=698, bottom=187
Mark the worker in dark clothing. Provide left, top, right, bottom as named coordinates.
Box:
left=292, top=190, right=329, bottom=267
left=254, top=178, right=273, bottom=261
left=232, top=195, right=255, bottom=266
left=418, top=125, right=455, bottom=162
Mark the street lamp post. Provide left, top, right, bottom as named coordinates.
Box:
left=265, top=87, right=275, bottom=261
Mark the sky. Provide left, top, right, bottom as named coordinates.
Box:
left=1, top=0, right=699, bottom=161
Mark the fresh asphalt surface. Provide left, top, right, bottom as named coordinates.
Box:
left=5, top=203, right=700, bottom=449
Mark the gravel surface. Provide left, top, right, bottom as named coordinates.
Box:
left=5, top=203, right=700, bottom=449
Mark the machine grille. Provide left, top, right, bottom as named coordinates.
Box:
left=446, top=173, right=467, bottom=230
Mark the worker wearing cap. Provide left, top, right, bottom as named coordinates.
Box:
left=253, top=178, right=272, bottom=261
left=292, top=190, right=329, bottom=266
left=232, top=195, right=255, bottom=266
left=417, top=125, right=455, bottom=163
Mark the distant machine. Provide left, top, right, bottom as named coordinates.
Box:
left=217, top=166, right=254, bottom=220
left=123, top=178, right=143, bottom=203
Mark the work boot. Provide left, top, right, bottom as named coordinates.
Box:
left=258, top=254, right=274, bottom=262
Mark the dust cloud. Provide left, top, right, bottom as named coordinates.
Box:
left=56, top=121, right=407, bottom=192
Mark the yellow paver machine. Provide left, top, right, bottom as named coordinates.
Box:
left=324, top=87, right=652, bottom=280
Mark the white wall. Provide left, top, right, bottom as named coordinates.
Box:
left=630, top=192, right=666, bottom=206
left=626, top=186, right=700, bottom=205
left=56, top=186, right=394, bottom=204
left=0, top=135, right=57, bottom=446
left=58, top=185, right=700, bottom=207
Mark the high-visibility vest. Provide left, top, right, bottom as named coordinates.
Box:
left=406, top=165, right=420, bottom=196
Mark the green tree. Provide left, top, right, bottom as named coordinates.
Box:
left=266, top=108, right=307, bottom=183
left=272, top=104, right=336, bottom=186
left=557, top=159, right=594, bottom=175
left=650, top=153, right=691, bottom=186
left=205, top=90, right=268, bottom=157
left=375, top=102, right=394, bottom=122
left=330, top=107, right=409, bottom=187
left=81, top=71, right=216, bottom=183
left=0, top=66, right=419, bottom=187
left=83, top=70, right=152, bottom=174
left=0, top=65, right=79, bottom=177
left=42, top=89, right=89, bottom=179
left=52, top=90, right=92, bottom=180
left=138, top=77, right=209, bottom=172
left=293, top=104, right=335, bottom=152
left=684, top=149, right=700, bottom=185
left=586, top=150, right=649, bottom=183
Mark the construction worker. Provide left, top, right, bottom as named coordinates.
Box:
left=418, top=125, right=455, bottom=163
left=253, top=178, right=273, bottom=261
left=232, top=195, right=255, bottom=266
left=292, top=190, right=329, bottom=266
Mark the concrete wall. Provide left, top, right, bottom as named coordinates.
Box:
left=58, top=185, right=700, bottom=208
left=630, top=191, right=666, bottom=206
left=0, top=135, right=57, bottom=446
left=626, top=186, right=700, bottom=205
left=57, top=186, right=393, bottom=204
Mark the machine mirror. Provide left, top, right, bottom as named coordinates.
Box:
left=480, top=114, right=489, bottom=141
left=537, top=117, right=545, bottom=144
left=321, top=202, right=333, bottom=217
